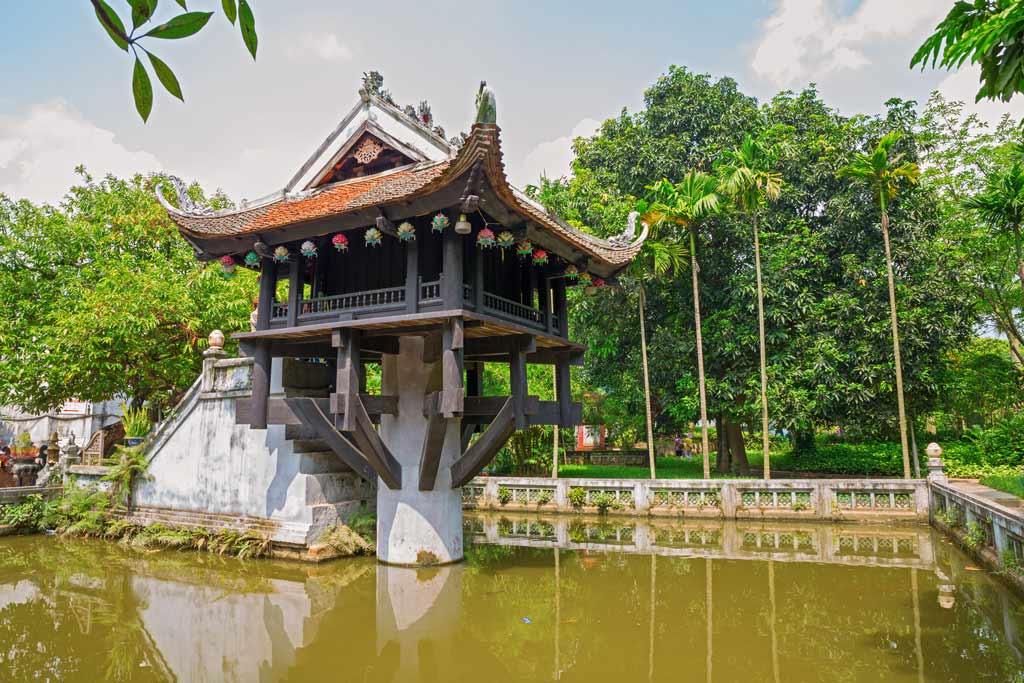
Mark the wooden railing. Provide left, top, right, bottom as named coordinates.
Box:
left=419, top=280, right=441, bottom=304
left=272, top=286, right=406, bottom=321
left=482, top=291, right=545, bottom=329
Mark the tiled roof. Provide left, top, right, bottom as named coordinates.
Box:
left=161, top=125, right=645, bottom=267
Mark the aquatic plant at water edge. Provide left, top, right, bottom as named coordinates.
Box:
left=497, top=486, right=512, bottom=506
left=568, top=486, right=587, bottom=509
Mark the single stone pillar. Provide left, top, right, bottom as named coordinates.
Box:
left=377, top=337, right=464, bottom=565
left=926, top=443, right=946, bottom=484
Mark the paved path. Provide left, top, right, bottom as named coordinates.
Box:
left=945, top=478, right=1023, bottom=514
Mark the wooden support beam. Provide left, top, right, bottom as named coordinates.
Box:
left=347, top=394, right=402, bottom=489
left=540, top=275, right=552, bottom=334
left=441, top=223, right=463, bottom=308
left=463, top=335, right=536, bottom=358
left=236, top=395, right=397, bottom=425
left=419, top=392, right=447, bottom=491
left=553, top=278, right=568, bottom=338
left=283, top=397, right=377, bottom=483
left=375, top=209, right=397, bottom=238
left=509, top=340, right=529, bottom=430
left=440, top=318, right=464, bottom=417
left=451, top=397, right=515, bottom=488
left=256, top=259, right=277, bottom=331
left=250, top=342, right=271, bottom=429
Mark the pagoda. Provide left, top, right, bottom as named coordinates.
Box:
left=158, top=74, right=646, bottom=564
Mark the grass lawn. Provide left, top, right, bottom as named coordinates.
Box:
left=556, top=455, right=764, bottom=480
left=980, top=473, right=1024, bottom=499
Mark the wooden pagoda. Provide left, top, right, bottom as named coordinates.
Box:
left=159, top=76, right=646, bottom=564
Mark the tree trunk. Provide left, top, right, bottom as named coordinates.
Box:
left=551, top=364, right=559, bottom=479
left=753, top=214, right=771, bottom=479
left=690, top=227, right=711, bottom=479
left=715, top=415, right=730, bottom=474
left=881, top=210, right=911, bottom=479
left=639, top=286, right=656, bottom=480
left=909, top=407, right=921, bottom=479
left=729, top=421, right=750, bottom=476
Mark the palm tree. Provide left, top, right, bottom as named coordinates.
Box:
left=643, top=172, right=724, bottom=479
left=717, top=135, right=784, bottom=479
left=622, top=212, right=689, bottom=479
left=839, top=132, right=920, bottom=480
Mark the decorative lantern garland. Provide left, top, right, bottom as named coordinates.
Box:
left=220, top=255, right=236, bottom=276
left=244, top=251, right=260, bottom=267
left=300, top=240, right=318, bottom=258
left=476, top=228, right=496, bottom=248
left=532, top=249, right=548, bottom=266
left=516, top=240, right=533, bottom=257
left=497, top=231, right=515, bottom=249
left=365, top=227, right=383, bottom=246
left=431, top=212, right=450, bottom=233
left=273, top=246, right=290, bottom=263
left=332, top=233, right=349, bottom=252
left=564, top=265, right=579, bottom=280
left=397, top=221, right=416, bottom=242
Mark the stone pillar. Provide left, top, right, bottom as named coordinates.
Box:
left=377, top=337, right=464, bottom=565
left=926, top=443, right=946, bottom=484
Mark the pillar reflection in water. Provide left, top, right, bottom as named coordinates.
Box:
left=375, top=563, right=463, bottom=682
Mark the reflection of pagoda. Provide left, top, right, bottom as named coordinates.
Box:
left=158, top=74, right=646, bottom=564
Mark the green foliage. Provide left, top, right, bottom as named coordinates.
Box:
left=590, top=492, right=621, bottom=514
left=935, top=506, right=962, bottom=528
left=497, top=486, right=512, bottom=506
left=101, top=445, right=150, bottom=506
left=316, top=524, right=374, bottom=557
left=938, top=338, right=1023, bottom=429
left=963, top=520, right=989, bottom=551
left=119, top=401, right=151, bottom=439
left=912, top=1, right=1024, bottom=103
left=91, top=0, right=258, bottom=120
left=567, top=486, right=587, bottom=509
left=347, top=505, right=376, bottom=543
left=536, top=489, right=553, bottom=507
left=0, top=171, right=256, bottom=415
left=0, top=495, right=52, bottom=532
left=1002, top=548, right=1024, bottom=575
left=980, top=472, right=1024, bottom=499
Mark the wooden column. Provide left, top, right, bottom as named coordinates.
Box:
left=540, top=275, right=552, bottom=334
left=405, top=235, right=419, bottom=313
left=251, top=341, right=272, bottom=429
left=556, top=352, right=572, bottom=427
left=553, top=279, right=568, bottom=338
left=473, top=247, right=484, bottom=309
left=256, top=259, right=277, bottom=330
left=286, top=254, right=305, bottom=328
left=441, top=225, right=463, bottom=308
left=462, top=362, right=483, bottom=451
left=510, top=338, right=529, bottom=430
left=332, top=329, right=361, bottom=432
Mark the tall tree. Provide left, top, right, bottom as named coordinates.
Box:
left=964, top=152, right=1024, bottom=293
left=839, top=132, right=922, bottom=479
left=716, top=134, right=785, bottom=478
left=642, top=173, right=723, bottom=478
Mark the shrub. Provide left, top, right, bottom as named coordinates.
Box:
left=963, top=521, right=988, bottom=551
left=0, top=495, right=51, bottom=532
left=591, top=492, right=622, bottom=514
left=497, top=486, right=512, bottom=506
left=568, top=486, right=587, bottom=509
left=120, top=401, right=151, bottom=439
left=536, top=489, right=553, bottom=507
left=934, top=507, right=961, bottom=529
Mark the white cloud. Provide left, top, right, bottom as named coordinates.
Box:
left=285, top=33, right=353, bottom=63
left=0, top=100, right=162, bottom=204
left=937, top=64, right=1024, bottom=126
left=513, top=118, right=601, bottom=187
left=751, top=0, right=946, bottom=88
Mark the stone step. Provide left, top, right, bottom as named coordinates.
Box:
left=120, top=507, right=282, bottom=535
left=297, top=450, right=352, bottom=475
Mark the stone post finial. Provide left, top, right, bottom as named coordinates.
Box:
left=204, top=329, right=228, bottom=360
left=926, top=442, right=946, bottom=483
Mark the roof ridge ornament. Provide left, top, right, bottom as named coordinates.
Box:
left=165, top=175, right=215, bottom=216
left=475, top=81, right=496, bottom=125
left=609, top=211, right=649, bottom=248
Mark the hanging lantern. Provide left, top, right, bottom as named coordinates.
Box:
left=516, top=240, right=533, bottom=257
left=578, top=272, right=592, bottom=285
left=244, top=251, right=260, bottom=267
left=476, top=228, right=496, bottom=248
left=431, top=212, right=450, bottom=233
left=497, top=230, right=515, bottom=248
left=300, top=240, right=318, bottom=258
left=564, top=265, right=579, bottom=280
left=532, top=249, right=548, bottom=265
left=397, top=221, right=416, bottom=242
left=273, top=246, right=290, bottom=263
left=332, top=233, right=349, bottom=252
left=365, top=227, right=383, bottom=246
left=593, top=277, right=605, bottom=288
left=220, top=255, right=236, bottom=276
left=455, top=213, right=472, bottom=235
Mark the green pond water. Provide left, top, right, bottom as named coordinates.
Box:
left=0, top=514, right=1022, bottom=682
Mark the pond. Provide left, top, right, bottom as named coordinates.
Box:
left=0, top=514, right=1022, bottom=682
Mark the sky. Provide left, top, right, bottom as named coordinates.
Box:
left=2, top=0, right=1023, bottom=206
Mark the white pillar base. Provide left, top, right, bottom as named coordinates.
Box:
left=376, top=337, right=463, bottom=565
